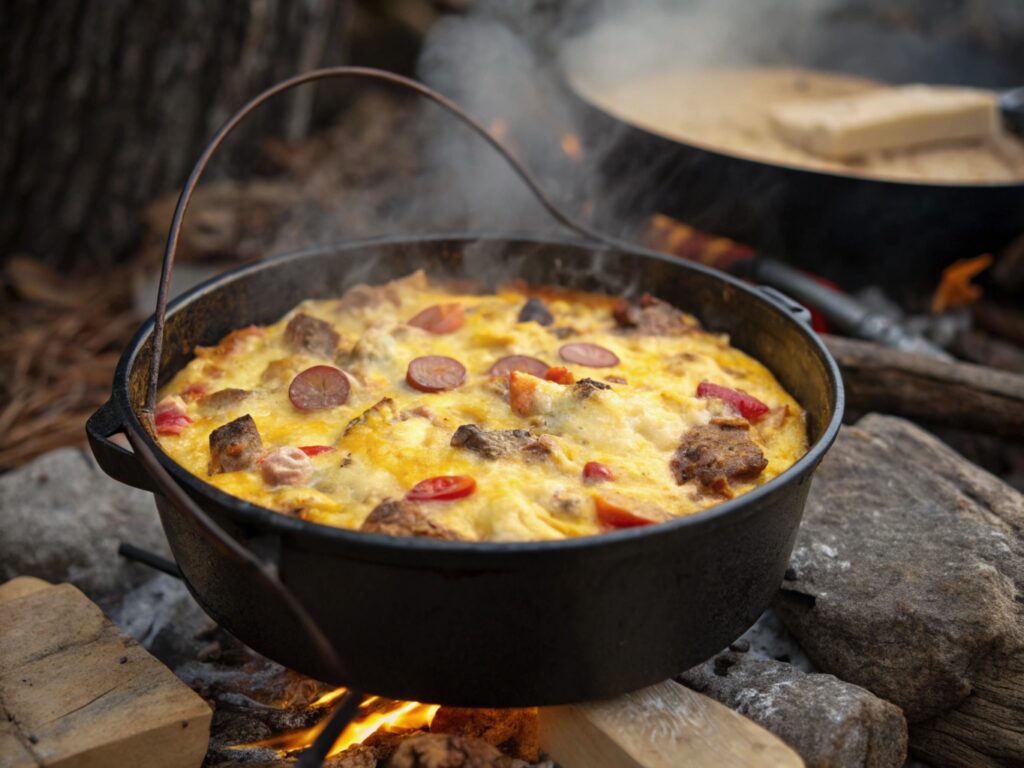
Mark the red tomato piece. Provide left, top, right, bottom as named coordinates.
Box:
left=583, top=461, right=614, bottom=482
left=155, top=398, right=192, bottom=436
left=545, top=366, right=576, bottom=385
left=408, top=304, right=465, bottom=334
left=299, top=445, right=336, bottom=457
left=696, top=381, right=770, bottom=422
left=406, top=475, right=476, bottom=501
left=593, top=494, right=657, bottom=529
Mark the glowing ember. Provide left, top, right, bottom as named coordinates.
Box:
left=560, top=132, right=583, bottom=161
left=237, top=688, right=439, bottom=758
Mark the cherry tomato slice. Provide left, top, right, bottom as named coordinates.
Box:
left=406, top=475, right=476, bottom=501
left=488, top=355, right=549, bottom=378
left=408, top=304, right=465, bottom=334
left=407, top=356, right=467, bottom=393
left=545, top=366, right=576, bottom=385
left=289, top=365, right=351, bottom=411
left=696, top=381, right=770, bottom=422
left=583, top=461, right=614, bottom=482
left=559, top=342, right=619, bottom=368
left=299, top=445, right=336, bottom=457
left=594, top=494, right=657, bottom=529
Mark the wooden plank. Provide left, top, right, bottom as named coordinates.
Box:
left=823, top=334, right=1024, bottom=438
left=0, top=576, right=51, bottom=603
left=0, top=579, right=212, bottom=768
left=0, top=701, right=37, bottom=768
left=538, top=679, right=804, bottom=768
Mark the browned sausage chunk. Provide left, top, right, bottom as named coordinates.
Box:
left=517, top=297, right=554, bottom=326
left=284, top=313, right=340, bottom=357
left=572, top=378, right=611, bottom=400
left=199, top=388, right=250, bottom=411
left=209, top=414, right=263, bottom=474
left=450, top=424, right=533, bottom=459
left=613, top=294, right=695, bottom=336
left=670, top=423, right=767, bottom=497
left=359, top=499, right=462, bottom=540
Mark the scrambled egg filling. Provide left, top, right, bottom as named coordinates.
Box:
left=157, top=271, right=807, bottom=541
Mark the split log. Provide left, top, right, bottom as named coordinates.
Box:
left=0, top=576, right=212, bottom=768
left=775, top=414, right=1024, bottom=768
left=538, top=679, right=803, bottom=768
left=680, top=651, right=908, bottom=768
left=822, top=334, right=1024, bottom=438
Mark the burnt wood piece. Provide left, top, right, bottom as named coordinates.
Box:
left=431, top=708, right=539, bottom=763
left=950, top=328, right=1024, bottom=375
left=384, top=733, right=524, bottom=768
left=823, top=334, right=1024, bottom=438
left=775, top=414, right=1024, bottom=768
left=972, top=301, right=1024, bottom=348
left=680, top=652, right=907, bottom=768
left=0, top=577, right=211, bottom=768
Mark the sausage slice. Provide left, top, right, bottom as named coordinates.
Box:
left=209, top=414, right=264, bottom=474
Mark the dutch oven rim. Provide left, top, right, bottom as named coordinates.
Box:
left=559, top=49, right=1024, bottom=192
left=109, top=232, right=844, bottom=562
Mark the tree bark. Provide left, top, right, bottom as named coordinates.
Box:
left=1, top=0, right=350, bottom=271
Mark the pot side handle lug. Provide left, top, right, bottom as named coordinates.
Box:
left=86, top=399, right=158, bottom=493
left=758, top=285, right=813, bottom=327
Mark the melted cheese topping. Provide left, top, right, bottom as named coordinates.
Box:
left=158, top=272, right=807, bottom=541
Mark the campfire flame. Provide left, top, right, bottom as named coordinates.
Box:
left=238, top=688, right=439, bottom=758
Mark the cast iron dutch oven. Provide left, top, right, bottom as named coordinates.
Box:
left=559, top=25, right=1024, bottom=294
left=86, top=69, right=844, bottom=707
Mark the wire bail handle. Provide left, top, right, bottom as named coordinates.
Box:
left=147, top=65, right=629, bottom=414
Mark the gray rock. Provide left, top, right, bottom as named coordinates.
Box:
left=735, top=608, right=816, bottom=673
left=680, top=652, right=907, bottom=768
left=0, top=446, right=169, bottom=596
left=775, top=414, right=1023, bottom=766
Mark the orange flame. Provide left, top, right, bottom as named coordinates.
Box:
left=236, top=688, right=439, bottom=758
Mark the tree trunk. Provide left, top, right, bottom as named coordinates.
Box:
left=1, top=0, right=350, bottom=271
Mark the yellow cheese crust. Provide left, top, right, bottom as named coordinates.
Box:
left=157, top=272, right=807, bottom=541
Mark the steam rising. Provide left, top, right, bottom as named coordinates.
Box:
left=413, top=0, right=1015, bottom=242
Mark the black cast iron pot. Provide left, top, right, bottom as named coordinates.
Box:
left=88, top=233, right=843, bottom=706
left=559, top=37, right=1024, bottom=294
